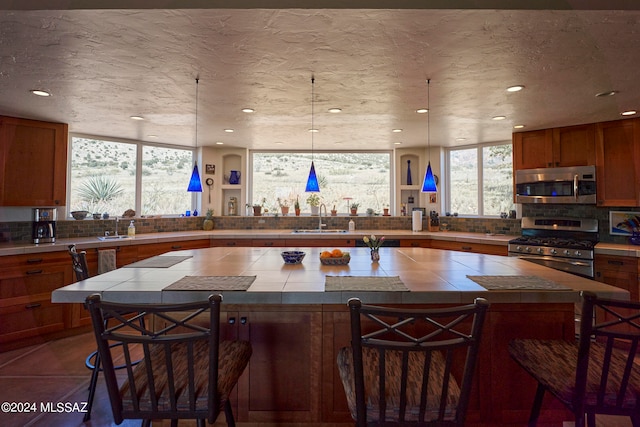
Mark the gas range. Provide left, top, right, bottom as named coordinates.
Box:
left=508, top=217, right=598, bottom=278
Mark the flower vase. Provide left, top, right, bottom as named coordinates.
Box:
left=630, top=231, right=640, bottom=246
left=370, top=248, right=380, bottom=262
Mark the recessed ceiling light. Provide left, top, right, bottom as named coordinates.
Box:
left=621, top=110, right=637, bottom=116
left=394, top=141, right=402, bottom=145
left=328, top=108, right=342, bottom=113
left=308, top=128, right=319, bottom=133
left=455, top=137, right=467, bottom=142
left=215, top=141, right=224, bottom=145
left=242, top=108, right=255, bottom=113
left=596, top=90, right=618, bottom=97
left=506, top=85, right=525, bottom=92
left=416, top=108, right=428, bottom=114
left=147, top=135, right=158, bottom=138
left=513, top=124, right=526, bottom=129
left=130, top=116, right=144, bottom=120
left=492, top=116, right=506, bottom=121
left=30, top=89, right=51, bottom=97
left=392, top=129, right=403, bottom=133
left=224, top=129, right=234, bottom=133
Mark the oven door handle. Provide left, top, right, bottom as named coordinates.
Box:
left=517, top=255, right=591, bottom=267
left=574, top=174, right=579, bottom=201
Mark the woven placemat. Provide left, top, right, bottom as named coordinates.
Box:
left=163, top=276, right=256, bottom=291
left=325, top=276, right=408, bottom=292
left=466, top=275, right=570, bottom=291
left=124, top=255, right=192, bottom=268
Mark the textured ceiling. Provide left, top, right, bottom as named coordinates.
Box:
left=0, top=2, right=639, bottom=151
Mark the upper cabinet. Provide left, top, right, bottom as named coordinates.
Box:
left=595, top=118, right=640, bottom=207
left=513, top=124, right=595, bottom=170
left=0, top=116, right=68, bottom=206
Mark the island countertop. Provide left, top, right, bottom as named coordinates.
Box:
left=51, top=245, right=627, bottom=305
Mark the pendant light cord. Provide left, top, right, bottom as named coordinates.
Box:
left=427, top=78, right=430, bottom=161
left=311, top=76, right=315, bottom=161
left=195, top=77, right=199, bottom=151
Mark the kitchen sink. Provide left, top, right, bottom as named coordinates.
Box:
left=291, top=229, right=348, bottom=234
left=97, top=235, right=132, bottom=241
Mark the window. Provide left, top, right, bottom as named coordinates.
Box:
left=68, top=136, right=194, bottom=217
left=251, top=151, right=391, bottom=215
left=447, top=143, right=513, bottom=216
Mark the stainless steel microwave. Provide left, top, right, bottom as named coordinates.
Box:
left=515, top=165, right=597, bottom=204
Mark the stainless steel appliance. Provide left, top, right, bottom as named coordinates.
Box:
left=32, top=208, right=57, bottom=244
left=515, top=165, right=597, bottom=204
left=508, top=217, right=598, bottom=278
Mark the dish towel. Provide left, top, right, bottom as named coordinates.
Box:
left=98, top=249, right=117, bottom=274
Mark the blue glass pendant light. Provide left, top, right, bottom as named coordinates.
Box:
left=187, top=77, right=203, bottom=192
left=422, top=78, right=438, bottom=193
left=305, top=76, right=320, bottom=192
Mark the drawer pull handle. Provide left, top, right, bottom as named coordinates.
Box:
left=25, top=303, right=41, bottom=309
left=265, top=242, right=273, bottom=246
left=171, top=245, right=182, bottom=250
left=26, top=269, right=43, bottom=275
left=461, top=246, right=472, bottom=251
left=228, top=317, right=236, bottom=324
left=240, top=317, right=247, bottom=325
left=27, top=258, right=43, bottom=264
left=607, top=260, right=624, bottom=266
left=227, top=242, right=236, bottom=246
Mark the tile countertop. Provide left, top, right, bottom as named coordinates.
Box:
left=51, top=246, right=628, bottom=306
left=1, top=228, right=638, bottom=257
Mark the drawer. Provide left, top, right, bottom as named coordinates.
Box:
left=285, top=238, right=356, bottom=247
left=595, top=255, right=638, bottom=273
left=0, top=299, right=66, bottom=343
left=0, top=265, right=68, bottom=306
left=430, top=240, right=507, bottom=256
left=136, top=239, right=210, bottom=258
left=0, top=252, right=70, bottom=270
left=400, top=239, right=430, bottom=248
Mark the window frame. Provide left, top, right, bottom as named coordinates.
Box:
left=445, top=141, right=513, bottom=217
left=248, top=149, right=393, bottom=215
left=67, top=133, right=196, bottom=217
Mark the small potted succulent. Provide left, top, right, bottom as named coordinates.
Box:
left=294, top=196, right=301, bottom=216
left=350, top=202, right=360, bottom=216
left=277, top=198, right=290, bottom=216
left=330, top=204, right=338, bottom=216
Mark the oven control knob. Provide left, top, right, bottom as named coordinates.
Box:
left=574, top=250, right=582, bottom=257
left=536, top=247, right=544, bottom=254
left=563, top=249, right=571, bottom=256
left=525, top=247, right=532, bottom=253
left=516, top=246, right=523, bottom=252
left=550, top=249, right=557, bottom=255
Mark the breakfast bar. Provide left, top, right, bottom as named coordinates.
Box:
left=52, top=246, right=627, bottom=426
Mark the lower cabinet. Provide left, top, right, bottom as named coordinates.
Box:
left=0, top=252, right=72, bottom=347
left=595, top=254, right=639, bottom=301
left=222, top=306, right=323, bottom=423
left=430, top=240, right=508, bottom=256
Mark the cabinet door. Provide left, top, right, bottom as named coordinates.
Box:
left=236, top=309, right=322, bottom=423
left=0, top=116, right=68, bottom=206
left=552, top=124, right=596, bottom=167
left=596, top=118, right=640, bottom=206
left=512, top=129, right=552, bottom=170
left=595, top=254, right=639, bottom=300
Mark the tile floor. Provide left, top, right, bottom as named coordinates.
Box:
left=0, top=332, right=634, bottom=427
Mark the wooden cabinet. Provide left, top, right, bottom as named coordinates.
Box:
left=0, top=252, right=72, bottom=345
left=224, top=306, right=323, bottom=423
left=430, top=240, right=507, bottom=256
left=251, top=238, right=283, bottom=247
left=400, top=238, right=430, bottom=248
left=0, top=116, right=68, bottom=206
left=513, top=129, right=552, bottom=170
left=595, top=254, right=639, bottom=301
left=595, top=118, right=640, bottom=206
left=136, top=239, right=210, bottom=259
left=285, top=238, right=356, bottom=247
left=513, top=124, right=595, bottom=171
left=211, top=238, right=242, bottom=247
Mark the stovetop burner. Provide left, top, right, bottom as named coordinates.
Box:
left=508, top=236, right=595, bottom=250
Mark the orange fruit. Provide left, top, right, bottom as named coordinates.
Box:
left=320, top=251, right=332, bottom=259
left=331, top=248, right=343, bottom=258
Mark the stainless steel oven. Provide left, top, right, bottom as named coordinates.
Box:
left=515, top=165, right=597, bottom=204
left=508, top=217, right=598, bottom=278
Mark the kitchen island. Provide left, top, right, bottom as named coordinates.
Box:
left=52, top=246, right=626, bottom=426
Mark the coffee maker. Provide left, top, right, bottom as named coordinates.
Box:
left=32, top=208, right=57, bottom=244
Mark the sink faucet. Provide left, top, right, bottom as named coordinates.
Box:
left=318, top=203, right=327, bottom=231
left=114, top=216, right=119, bottom=236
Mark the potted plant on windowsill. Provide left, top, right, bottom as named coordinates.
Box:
left=294, top=196, right=301, bottom=216
left=277, top=198, right=290, bottom=216
left=307, top=194, right=321, bottom=216
left=350, top=202, right=360, bottom=216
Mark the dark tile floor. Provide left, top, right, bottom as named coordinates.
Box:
left=0, top=332, right=633, bottom=427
